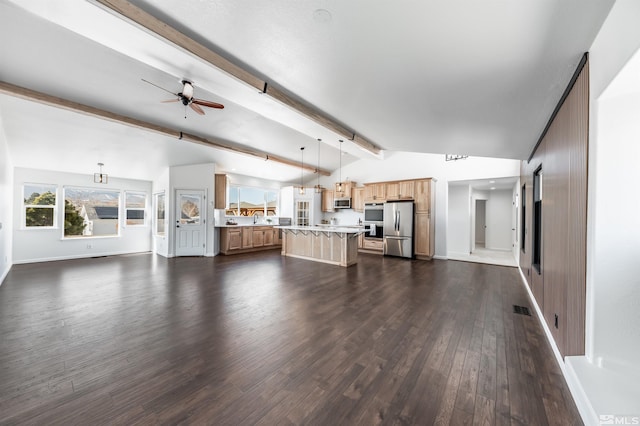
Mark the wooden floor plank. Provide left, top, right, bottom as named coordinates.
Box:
left=0, top=252, right=582, bottom=425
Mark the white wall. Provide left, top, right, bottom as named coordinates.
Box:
left=447, top=184, right=470, bottom=256
left=0, top=115, right=13, bottom=284
left=12, top=167, right=152, bottom=263
left=169, top=163, right=216, bottom=257
left=564, top=1, right=640, bottom=422
left=315, top=152, right=520, bottom=258
left=486, top=189, right=512, bottom=251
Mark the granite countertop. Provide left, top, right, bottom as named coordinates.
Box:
left=216, top=223, right=277, bottom=228
left=276, top=225, right=364, bottom=234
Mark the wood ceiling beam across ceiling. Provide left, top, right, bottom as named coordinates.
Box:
left=0, top=81, right=331, bottom=176
left=92, top=0, right=381, bottom=156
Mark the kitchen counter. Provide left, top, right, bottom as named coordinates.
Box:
left=277, top=226, right=361, bottom=267
left=216, top=223, right=277, bottom=227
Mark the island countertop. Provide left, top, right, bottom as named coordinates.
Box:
left=275, top=225, right=364, bottom=234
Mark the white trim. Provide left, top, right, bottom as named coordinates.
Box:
left=564, top=358, right=599, bottom=426
left=11, top=250, right=152, bottom=265
left=433, top=255, right=448, bottom=260
left=0, top=264, right=11, bottom=287
left=517, top=267, right=588, bottom=425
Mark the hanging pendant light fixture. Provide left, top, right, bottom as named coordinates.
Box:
left=335, top=139, right=344, bottom=193
left=94, top=162, right=108, bottom=184
left=315, top=138, right=323, bottom=193
left=299, top=146, right=305, bottom=195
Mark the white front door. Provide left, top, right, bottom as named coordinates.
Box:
left=175, top=189, right=206, bottom=256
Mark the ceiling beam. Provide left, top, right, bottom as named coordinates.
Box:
left=0, top=80, right=331, bottom=176
left=91, top=0, right=381, bottom=156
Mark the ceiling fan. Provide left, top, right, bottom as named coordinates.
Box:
left=142, top=78, right=224, bottom=117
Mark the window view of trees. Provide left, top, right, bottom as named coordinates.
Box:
left=64, top=187, right=120, bottom=238
left=24, top=184, right=57, bottom=227
left=226, top=186, right=278, bottom=216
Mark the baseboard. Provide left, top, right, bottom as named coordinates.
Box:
left=0, top=263, right=11, bottom=287
left=12, top=250, right=152, bottom=265
left=564, top=357, right=599, bottom=426
left=433, top=255, right=448, bottom=260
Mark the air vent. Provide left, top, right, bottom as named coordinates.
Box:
left=513, top=305, right=532, bottom=316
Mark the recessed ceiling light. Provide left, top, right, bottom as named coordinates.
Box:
left=490, top=180, right=495, bottom=183
left=313, top=9, right=332, bottom=23
left=231, top=168, right=236, bottom=171
left=490, top=187, right=496, bottom=190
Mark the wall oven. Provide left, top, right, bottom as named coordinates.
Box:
left=364, top=202, right=384, bottom=239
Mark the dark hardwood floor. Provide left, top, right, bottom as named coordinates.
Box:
left=0, top=251, right=581, bottom=425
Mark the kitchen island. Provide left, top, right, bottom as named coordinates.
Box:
left=277, top=225, right=363, bottom=267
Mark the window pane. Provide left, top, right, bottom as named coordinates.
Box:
left=266, top=191, right=277, bottom=216
left=126, top=209, right=145, bottom=225
left=179, top=195, right=201, bottom=224
left=126, top=192, right=146, bottom=208
left=239, top=187, right=265, bottom=216
left=227, top=187, right=239, bottom=216
left=156, top=193, right=165, bottom=235
left=64, top=188, right=120, bottom=237
left=24, top=184, right=56, bottom=205
left=26, top=207, right=54, bottom=227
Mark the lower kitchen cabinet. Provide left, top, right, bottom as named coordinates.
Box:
left=414, top=212, right=434, bottom=259
left=219, top=226, right=281, bottom=255
left=360, top=238, right=383, bottom=253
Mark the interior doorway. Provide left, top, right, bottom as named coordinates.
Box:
left=175, top=189, right=206, bottom=256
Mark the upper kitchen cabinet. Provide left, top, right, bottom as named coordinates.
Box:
left=364, top=183, right=386, bottom=202
left=414, top=179, right=433, bottom=213
left=321, top=189, right=335, bottom=213
left=385, top=182, right=399, bottom=200
left=215, top=174, right=228, bottom=209
left=334, top=181, right=355, bottom=199
left=399, top=181, right=415, bottom=199
left=352, top=187, right=364, bottom=212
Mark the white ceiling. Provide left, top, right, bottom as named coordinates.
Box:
left=0, top=0, right=614, bottom=183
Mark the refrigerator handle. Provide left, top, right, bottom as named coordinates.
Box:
left=395, top=210, right=400, bottom=231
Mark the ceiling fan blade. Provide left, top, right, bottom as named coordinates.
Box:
left=161, top=98, right=180, bottom=103
left=193, top=98, right=225, bottom=109
left=190, top=103, right=205, bottom=115
left=141, top=78, right=178, bottom=96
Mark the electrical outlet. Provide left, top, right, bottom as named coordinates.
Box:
left=87, top=244, right=92, bottom=249
left=554, top=314, right=559, bottom=329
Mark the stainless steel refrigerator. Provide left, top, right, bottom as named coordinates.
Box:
left=383, top=200, right=415, bottom=258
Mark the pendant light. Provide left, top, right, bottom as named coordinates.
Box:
left=335, top=139, right=344, bottom=193
left=299, top=146, right=305, bottom=195
left=315, top=138, right=323, bottom=193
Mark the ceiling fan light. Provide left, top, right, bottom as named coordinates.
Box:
left=182, top=81, right=194, bottom=99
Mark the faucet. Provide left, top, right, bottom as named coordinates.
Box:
left=253, top=214, right=258, bottom=224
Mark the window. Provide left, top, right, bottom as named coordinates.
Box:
left=155, top=193, right=165, bottom=236
left=64, top=187, right=120, bottom=238
left=521, top=184, right=526, bottom=252
left=24, top=183, right=57, bottom=228
left=125, top=191, right=146, bottom=226
left=226, top=186, right=278, bottom=216
left=532, top=168, right=542, bottom=273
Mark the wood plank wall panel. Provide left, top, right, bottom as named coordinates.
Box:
left=565, top=62, right=589, bottom=356
left=520, top=57, right=589, bottom=357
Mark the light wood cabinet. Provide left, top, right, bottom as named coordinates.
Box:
left=414, top=179, right=431, bottom=213
left=334, top=181, right=354, bottom=199
left=226, top=228, right=242, bottom=251
left=252, top=229, right=264, bottom=247
left=385, top=182, right=400, bottom=200
left=361, top=238, right=384, bottom=252
left=219, top=226, right=281, bottom=255
left=414, top=213, right=432, bottom=257
left=242, top=228, right=253, bottom=248
left=364, top=183, right=386, bottom=202
left=214, top=174, right=228, bottom=209
left=352, top=187, right=365, bottom=212
left=321, top=189, right=335, bottom=212
left=399, top=181, right=415, bottom=199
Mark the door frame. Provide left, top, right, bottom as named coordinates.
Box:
left=174, top=188, right=207, bottom=257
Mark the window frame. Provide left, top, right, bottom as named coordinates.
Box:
left=62, top=186, right=121, bottom=239
left=124, top=191, right=148, bottom=227
left=23, top=183, right=58, bottom=230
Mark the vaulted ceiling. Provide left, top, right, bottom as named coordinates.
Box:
left=0, top=0, right=614, bottom=183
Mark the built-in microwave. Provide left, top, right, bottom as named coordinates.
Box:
left=364, top=202, right=384, bottom=222
left=334, top=198, right=351, bottom=209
